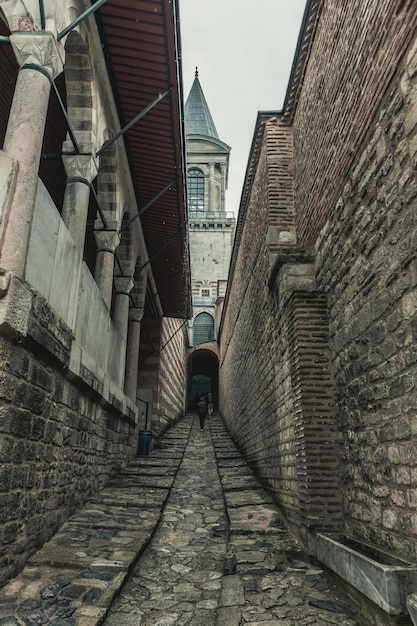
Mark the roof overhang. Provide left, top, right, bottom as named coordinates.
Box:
left=97, top=0, right=191, bottom=319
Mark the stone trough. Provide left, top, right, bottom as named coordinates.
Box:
left=316, top=533, right=417, bottom=616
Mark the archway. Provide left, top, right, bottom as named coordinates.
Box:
left=188, top=346, right=219, bottom=411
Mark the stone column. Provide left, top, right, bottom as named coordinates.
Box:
left=1, top=33, right=63, bottom=277
left=220, top=163, right=226, bottom=213
left=209, top=162, right=216, bottom=212
left=94, top=222, right=119, bottom=309
left=124, top=306, right=144, bottom=401
left=113, top=277, right=134, bottom=338
left=62, top=153, right=97, bottom=252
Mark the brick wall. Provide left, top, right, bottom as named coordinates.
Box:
left=220, top=121, right=339, bottom=537
left=137, top=316, right=188, bottom=440
left=315, top=31, right=417, bottom=559
left=220, top=0, right=417, bottom=559
left=157, top=318, right=187, bottom=437
left=0, top=294, right=136, bottom=587
left=293, top=0, right=417, bottom=246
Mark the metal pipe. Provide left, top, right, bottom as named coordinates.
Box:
left=90, top=184, right=108, bottom=229
left=160, top=319, right=187, bottom=353
left=39, top=0, right=46, bottom=29
left=52, top=80, right=81, bottom=154
left=96, top=87, right=172, bottom=157
left=119, top=178, right=177, bottom=233
left=57, top=0, right=108, bottom=41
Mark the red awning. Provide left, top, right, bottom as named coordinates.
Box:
left=97, top=0, right=191, bottom=319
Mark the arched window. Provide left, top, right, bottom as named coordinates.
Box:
left=188, top=168, right=204, bottom=211
left=193, top=312, right=215, bottom=345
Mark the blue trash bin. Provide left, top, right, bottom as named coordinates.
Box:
left=138, top=430, right=152, bottom=456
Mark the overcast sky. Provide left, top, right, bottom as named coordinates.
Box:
left=179, top=0, right=307, bottom=215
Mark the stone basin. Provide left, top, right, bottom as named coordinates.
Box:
left=316, top=533, right=417, bottom=615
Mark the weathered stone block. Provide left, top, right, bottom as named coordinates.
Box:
left=0, top=407, right=32, bottom=439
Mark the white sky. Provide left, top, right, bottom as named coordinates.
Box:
left=179, top=0, right=307, bottom=214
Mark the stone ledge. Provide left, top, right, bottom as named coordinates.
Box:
left=316, top=533, right=417, bottom=616
left=0, top=269, right=138, bottom=424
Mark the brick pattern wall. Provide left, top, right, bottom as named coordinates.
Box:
left=220, top=0, right=417, bottom=561
left=286, top=291, right=342, bottom=539
left=315, top=34, right=417, bottom=560
left=137, top=316, right=187, bottom=440
left=137, top=317, right=162, bottom=430
left=220, top=123, right=277, bottom=462
left=220, top=121, right=341, bottom=536
left=266, top=121, right=296, bottom=259
left=156, top=318, right=187, bottom=437
left=294, top=0, right=417, bottom=247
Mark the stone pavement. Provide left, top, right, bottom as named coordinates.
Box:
left=0, top=414, right=361, bottom=625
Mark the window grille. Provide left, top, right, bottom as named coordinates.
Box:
left=193, top=312, right=214, bottom=344
left=188, top=168, right=204, bottom=211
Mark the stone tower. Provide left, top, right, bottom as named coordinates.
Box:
left=185, top=69, right=235, bottom=349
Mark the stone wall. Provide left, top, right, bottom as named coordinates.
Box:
left=0, top=285, right=137, bottom=587
left=220, top=0, right=417, bottom=558
left=0, top=0, right=189, bottom=588
left=315, top=31, right=417, bottom=560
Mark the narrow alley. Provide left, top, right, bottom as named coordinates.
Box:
left=104, top=416, right=360, bottom=626
left=0, top=414, right=360, bottom=625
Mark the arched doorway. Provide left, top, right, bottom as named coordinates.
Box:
left=188, top=347, right=219, bottom=412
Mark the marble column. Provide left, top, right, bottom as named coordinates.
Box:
left=124, top=306, right=144, bottom=401
left=94, top=223, right=119, bottom=309
left=62, top=153, right=97, bottom=253
left=1, top=33, right=63, bottom=277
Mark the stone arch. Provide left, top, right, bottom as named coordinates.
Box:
left=131, top=255, right=147, bottom=310
left=187, top=347, right=219, bottom=412
left=96, top=140, right=118, bottom=223
left=82, top=135, right=117, bottom=277
left=115, top=211, right=134, bottom=278
left=193, top=311, right=215, bottom=345
left=64, top=29, right=94, bottom=152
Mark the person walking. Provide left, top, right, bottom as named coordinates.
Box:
left=207, top=391, right=213, bottom=417
left=198, top=396, right=207, bottom=431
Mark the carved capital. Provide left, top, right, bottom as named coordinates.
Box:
left=62, top=154, right=98, bottom=184
left=114, top=277, right=134, bottom=296
left=129, top=307, right=144, bottom=323
left=10, top=33, right=63, bottom=79
left=94, top=229, right=120, bottom=254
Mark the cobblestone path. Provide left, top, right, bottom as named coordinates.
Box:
left=103, top=415, right=360, bottom=626
left=0, top=414, right=362, bottom=625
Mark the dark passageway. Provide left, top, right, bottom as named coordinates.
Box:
left=188, top=347, right=219, bottom=411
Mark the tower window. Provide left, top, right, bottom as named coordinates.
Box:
left=188, top=168, right=204, bottom=211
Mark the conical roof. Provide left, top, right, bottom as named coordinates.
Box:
left=185, top=69, right=219, bottom=139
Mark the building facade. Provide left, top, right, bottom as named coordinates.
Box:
left=184, top=71, right=235, bottom=407
left=219, top=0, right=417, bottom=611
left=0, top=0, right=190, bottom=587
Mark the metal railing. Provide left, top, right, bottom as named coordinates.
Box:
left=189, top=211, right=235, bottom=221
